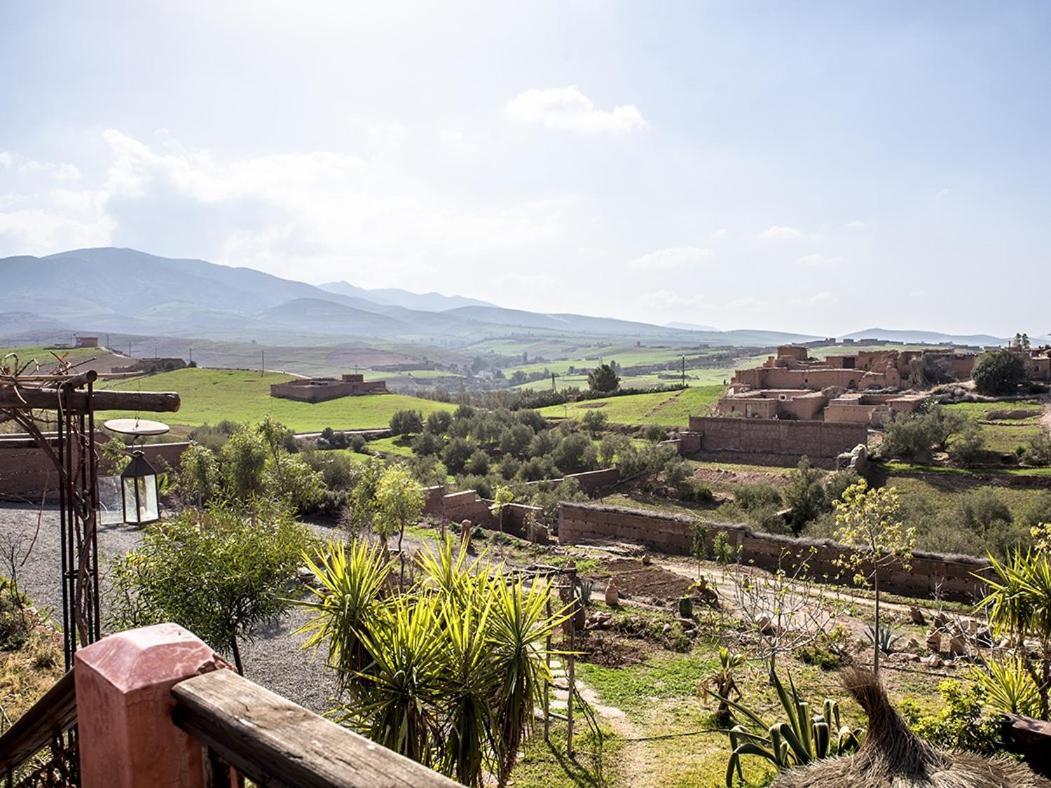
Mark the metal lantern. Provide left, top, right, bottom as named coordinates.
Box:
left=121, top=450, right=160, bottom=524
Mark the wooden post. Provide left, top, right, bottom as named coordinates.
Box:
left=543, top=597, right=552, bottom=741
left=566, top=569, right=577, bottom=758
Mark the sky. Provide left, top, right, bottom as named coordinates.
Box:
left=2, top=1, right=1050, bottom=337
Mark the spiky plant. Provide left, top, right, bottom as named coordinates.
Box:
left=297, top=539, right=392, bottom=688
left=721, top=670, right=863, bottom=786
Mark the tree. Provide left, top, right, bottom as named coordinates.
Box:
left=782, top=456, right=827, bottom=535
left=345, top=457, right=385, bottom=539
left=580, top=409, right=608, bottom=436
left=551, top=432, right=598, bottom=474
left=972, top=349, right=1026, bottom=395
left=833, top=481, right=916, bottom=675
left=881, top=406, right=964, bottom=462
left=177, top=443, right=220, bottom=506
left=587, top=363, right=620, bottom=393
left=219, top=426, right=268, bottom=500
left=108, top=503, right=315, bottom=673
left=442, top=437, right=473, bottom=474
left=374, top=464, right=426, bottom=587
left=390, top=409, right=424, bottom=436
left=426, top=410, right=452, bottom=435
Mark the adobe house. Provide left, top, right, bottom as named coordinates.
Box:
left=75, top=335, right=99, bottom=348
left=270, top=373, right=388, bottom=403
left=717, top=388, right=828, bottom=420
left=824, top=391, right=927, bottom=427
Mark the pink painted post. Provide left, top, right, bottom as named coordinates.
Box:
left=74, top=623, right=229, bottom=788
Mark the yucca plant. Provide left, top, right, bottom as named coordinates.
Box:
left=700, top=647, right=744, bottom=724
left=864, top=623, right=902, bottom=656
left=973, top=655, right=1041, bottom=717
left=297, top=539, right=392, bottom=688
left=978, top=548, right=1051, bottom=718
left=720, top=670, right=864, bottom=786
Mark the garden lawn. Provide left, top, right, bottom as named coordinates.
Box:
left=97, top=367, right=454, bottom=432
left=538, top=385, right=724, bottom=426
left=943, top=400, right=1045, bottom=454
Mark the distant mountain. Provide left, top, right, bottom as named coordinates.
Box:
left=0, top=247, right=700, bottom=343
left=666, top=321, right=719, bottom=332
left=319, top=280, right=492, bottom=312
left=841, top=328, right=1005, bottom=347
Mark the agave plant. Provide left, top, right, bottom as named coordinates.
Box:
left=864, top=623, right=902, bottom=656
left=720, top=670, right=864, bottom=787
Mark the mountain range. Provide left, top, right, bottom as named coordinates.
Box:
left=0, top=247, right=1022, bottom=349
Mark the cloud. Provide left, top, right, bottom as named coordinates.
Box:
left=935, top=188, right=951, bottom=201
left=628, top=246, right=711, bottom=271
left=0, top=130, right=584, bottom=288
left=795, top=253, right=842, bottom=268
left=845, top=219, right=867, bottom=230
left=710, top=228, right=729, bottom=241
left=506, top=86, right=646, bottom=133
left=757, top=225, right=806, bottom=241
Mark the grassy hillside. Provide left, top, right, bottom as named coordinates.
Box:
left=98, top=368, right=454, bottom=432
left=538, top=385, right=724, bottom=426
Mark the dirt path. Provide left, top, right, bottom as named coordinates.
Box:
left=1042, top=398, right=1051, bottom=435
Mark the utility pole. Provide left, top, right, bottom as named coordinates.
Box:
left=261, top=349, right=265, bottom=377
left=551, top=372, right=556, bottom=391
left=188, top=347, right=193, bottom=365
left=682, top=355, right=686, bottom=387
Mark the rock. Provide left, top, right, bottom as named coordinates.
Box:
left=641, top=554, right=652, bottom=566
left=947, top=635, right=967, bottom=657
left=677, top=597, right=694, bottom=619
left=924, top=654, right=944, bottom=668
left=933, top=612, right=949, bottom=629
left=604, top=582, right=620, bottom=607
left=926, top=631, right=942, bottom=653
left=755, top=616, right=779, bottom=637
left=906, top=637, right=921, bottom=651
left=661, top=623, right=672, bottom=635
left=909, top=606, right=926, bottom=625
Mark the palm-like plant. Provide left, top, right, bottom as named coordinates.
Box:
left=973, top=655, right=1041, bottom=717
left=978, top=549, right=1051, bottom=717
left=864, top=623, right=902, bottom=656
left=297, top=539, right=392, bottom=688
left=297, top=534, right=569, bottom=786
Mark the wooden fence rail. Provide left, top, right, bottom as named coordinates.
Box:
left=0, top=670, right=78, bottom=784
left=172, top=669, right=459, bottom=788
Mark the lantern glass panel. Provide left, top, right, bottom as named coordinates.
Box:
left=98, top=476, right=123, bottom=525
left=122, top=473, right=159, bottom=524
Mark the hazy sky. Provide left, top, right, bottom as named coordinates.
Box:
left=2, top=1, right=1050, bottom=336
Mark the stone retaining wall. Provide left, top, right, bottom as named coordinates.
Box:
left=559, top=501, right=991, bottom=603
left=686, top=416, right=868, bottom=469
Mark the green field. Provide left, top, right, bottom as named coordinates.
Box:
left=943, top=399, right=1045, bottom=454
left=98, top=368, right=454, bottom=432
left=538, top=385, right=724, bottom=426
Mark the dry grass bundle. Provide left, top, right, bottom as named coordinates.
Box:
left=773, top=668, right=1051, bottom=788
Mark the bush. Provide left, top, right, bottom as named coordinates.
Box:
left=881, top=406, right=964, bottom=462
left=900, top=680, right=1005, bottom=755
left=825, top=469, right=860, bottom=504
left=0, top=577, right=29, bottom=650
left=442, top=437, right=473, bottom=474
left=581, top=409, right=608, bottom=435
left=425, top=410, right=452, bottom=434
left=1022, top=491, right=1051, bottom=528
left=465, top=449, right=491, bottom=476
left=734, top=483, right=782, bottom=511
left=947, top=421, right=985, bottom=464
left=177, top=443, right=220, bottom=506
left=411, top=430, right=443, bottom=456
left=952, top=489, right=1027, bottom=557
left=972, top=350, right=1026, bottom=395
left=1023, top=433, right=1051, bottom=466
left=108, top=503, right=316, bottom=673
left=348, top=434, right=367, bottom=453
left=188, top=420, right=240, bottom=452
left=551, top=433, right=598, bottom=474
left=389, top=409, right=424, bottom=436
left=643, top=424, right=666, bottom=443
left=782, top=457, right=827, bottom=535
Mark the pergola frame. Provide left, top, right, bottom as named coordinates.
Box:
left=1, top=355, right=179, bottom=670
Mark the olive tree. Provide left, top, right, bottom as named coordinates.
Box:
left=374, top=464, right=425, bottom=587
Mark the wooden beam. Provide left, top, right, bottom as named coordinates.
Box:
left=0, top=389, right=180, bottom=412
left=172, top=670, right=460, bottom=787
left=0, top=670, right=76, bottom=776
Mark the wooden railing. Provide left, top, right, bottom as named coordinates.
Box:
left=0, top=671, right=79, bottom=786
left=172, top=669, right=459, bottom=787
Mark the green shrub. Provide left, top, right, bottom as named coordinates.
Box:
left=782, top=457, right=827, bottom=535
left=900, top=680, right=1004, bottom=755
left=734, top=483, right=782, bottom=511
left=972, top=350, right=1026, bottom=395
left=389, top=409, right=424, bottom=436
left=1023, top=433, right=1051, bottom=466
left=881, top=406, right=964, bottom=462
left=465, top=449, right=490, bottom=476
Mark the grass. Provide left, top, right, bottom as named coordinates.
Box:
left=366, top=435, right=416, bottom=458
left=943, top=400, right=1045, bottom=454
left=538, top=386, right=724, bottom=427
left=97, top=367, right=454, bottom=432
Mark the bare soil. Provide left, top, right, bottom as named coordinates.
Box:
left=589, top=558, right=694, bottom=602
left=692, top=465, right=792, bottom=488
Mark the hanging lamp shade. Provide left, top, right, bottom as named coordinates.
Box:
left=120, top=451, right=159, bottom=524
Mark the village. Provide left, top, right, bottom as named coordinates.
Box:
left=2, top=332, right=1051, bottom=786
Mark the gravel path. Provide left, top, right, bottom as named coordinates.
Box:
left=0, top=503, right=340, bottom=714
